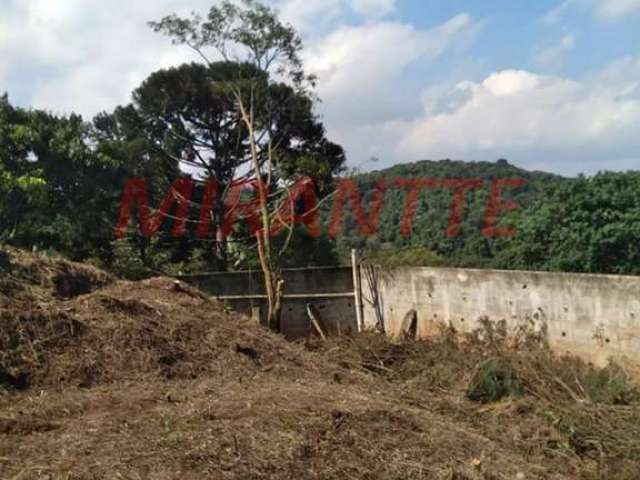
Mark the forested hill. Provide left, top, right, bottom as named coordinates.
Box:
left=332, top=159, right=640, bottom=275
left=353, top=158, right=563, bottom=218
left=363, top=158, right=559, bottom=183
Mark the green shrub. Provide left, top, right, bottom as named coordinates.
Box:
left=467, top=357, right=523, bottom=403
left=584, top=363, right=639, bottom=405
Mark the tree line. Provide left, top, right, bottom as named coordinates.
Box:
left=2, top=0, right=639, bottom=294
left=335, top=159, right=640, bottom=275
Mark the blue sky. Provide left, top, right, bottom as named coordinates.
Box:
left=408, top=0, right=639, bottom=77
left=0, top=0, right=639, bottom=175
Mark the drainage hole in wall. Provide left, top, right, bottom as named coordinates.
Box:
left=522, top=284, right=527, bottom=289
left=561, top=331, right=566, bottom=337
left=606, top=338, right=611, bottom=343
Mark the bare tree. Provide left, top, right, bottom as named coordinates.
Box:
left=150, top=0, right=324, bottom=330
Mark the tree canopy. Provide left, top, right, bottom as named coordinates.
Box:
left=333, top=159, right=640, bottom=275
left=0, top=2, right=639, bottom=280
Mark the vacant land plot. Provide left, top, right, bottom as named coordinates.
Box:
left=1, top=248, right=639, bottom=479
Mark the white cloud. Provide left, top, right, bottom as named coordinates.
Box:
left=393, top=58, right=640, bottom=174
left=0, top=0, right=210, bottom=117
left=277, top=0, right=396, bottom=33
left=542, top=0, right=640, bottom=23
left=2, top=1, right=637, bottom=176
left=302, top=13, right=483, bottom=165
left=0, top=0, right=401, bottom=117
left=277, top=0, right=344, bottom=32
left=304, top=13, right=481, bottom=115
left=350, top=0, right=396, bottom=19
left=542, top=0, right=572, bottom=25
left=533, top=34, right=576, bottom=69
left=595, top=0, right=640, bottom=18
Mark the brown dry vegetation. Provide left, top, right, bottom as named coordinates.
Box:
left=1, top=247, right=640, bottom=480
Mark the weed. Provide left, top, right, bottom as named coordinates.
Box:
left=584, top=362, right=639, bottom=405
left=466, top=357, right=524, bottom=403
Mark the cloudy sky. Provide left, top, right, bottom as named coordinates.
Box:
left=1, top=0, right=639, bottom=175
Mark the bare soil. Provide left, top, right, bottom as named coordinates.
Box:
left=1, top=247, right=639, bottom=479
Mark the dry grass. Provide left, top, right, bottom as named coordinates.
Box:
left=1, top=248, right=640, bottom=479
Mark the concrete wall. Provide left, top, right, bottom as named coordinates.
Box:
left=185, top=267, right=354, bottom=296
left=362, top=266, right=640, bottom=365
left=182, top=264, right=640, bottom=365
left=181, top=267, right=357, bottom=339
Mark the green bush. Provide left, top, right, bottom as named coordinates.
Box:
left=467, top=357, right=524, bottom=403
left=584, top=363, right=639, bottom=405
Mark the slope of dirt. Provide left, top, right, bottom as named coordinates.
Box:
left=0, top=247, right=314, bottom=391
left=1, top=248, right=639, bottom=480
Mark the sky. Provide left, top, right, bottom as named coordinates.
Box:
left=0, top=0, right=639, bottom=175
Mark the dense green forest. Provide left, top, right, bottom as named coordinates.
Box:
left=333, top=159, right=640, bottom=275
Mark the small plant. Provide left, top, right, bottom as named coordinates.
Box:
left=543, top=410, right=593, bottom=456
left=467, top=317, right=508, bottom=352
left=467, top=357, right=523, bottom=403
left=584, top=363, right=639, bottom=405
left=161, top=414, right=174, bottom=436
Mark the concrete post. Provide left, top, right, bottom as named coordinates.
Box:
left=351, top=249, right=364, bottom=332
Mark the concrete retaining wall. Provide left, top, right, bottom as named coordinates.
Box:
left=181, top=267, right=358, bottom=339
left=362, top=266, right=640, bottom=365
left=182, top=264, right=640, bottom=364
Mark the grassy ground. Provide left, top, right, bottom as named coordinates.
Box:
left=1, top=247, right=640, bottom=479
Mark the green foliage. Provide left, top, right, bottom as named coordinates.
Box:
left=148, top=0, right=311, bottom=87
left=0, top=93, right=130, bottom=260
left=0, top=163, right=46, bottom=241
left=361, top=246, right=449, bottom=268
left=583, top=362, right=639, bottom=405
left=335, top=159, right=640, bottom=274
left=102, top=1, right=346, bottom=274
left=503, top=172, right=640, bottom=274
left=331, top=159, right=555, bottom=267
left=466, top=357, right=524, bottom=403
left=7, top=1, right=338, bottom=277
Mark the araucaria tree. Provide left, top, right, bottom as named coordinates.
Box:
left=149, top=0, right=344, bottom=330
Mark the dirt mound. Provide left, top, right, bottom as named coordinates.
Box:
left=0, top=246, right=113, bottom=307
left=0, top=248, right=313, bottom=391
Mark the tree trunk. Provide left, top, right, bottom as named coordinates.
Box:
left=256, top=234, right=283, bottom=331
left=237, top=93, right=285, bottom=332
left=214, top=224, right=228, bottom=271
left=210, top=196, right=227, bottom=271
